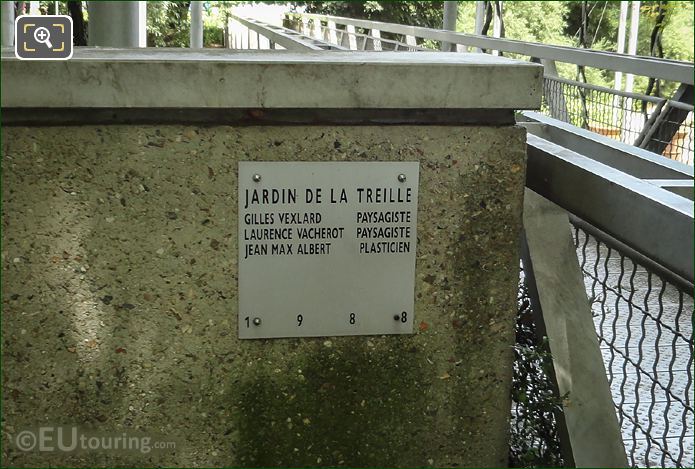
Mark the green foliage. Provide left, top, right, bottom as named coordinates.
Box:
left=501, top=1, right=571, bottom=46
left=654, top=1, right=694, bottom=61
left=509, top=283, right=566, bottom=467
left=147, top=1, right=191, bottom=47
left=204, top=23, right=225, bottom=47
left=145, top=1, right=238, bottom=48
left=295, top=1, right=444, bottom=28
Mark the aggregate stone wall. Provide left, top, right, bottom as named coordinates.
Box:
left=1, top=125, right=526, bottom=467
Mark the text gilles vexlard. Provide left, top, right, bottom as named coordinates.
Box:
left=242, top=186, right=413, bottom=259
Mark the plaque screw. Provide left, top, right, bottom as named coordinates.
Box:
left=252, top=317, right=262, bottom=326
left=252, top=174, right=262, bottom=183
left=393, top=314, right=401, bottom=321
left=397, top=174, right=407, bottom=183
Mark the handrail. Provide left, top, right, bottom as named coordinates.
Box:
left=231, top=14, right=341, bottom=51
left=545, top=75, right=695, bottom=111
left=314, top=23, right=429, bottom=51
left=526, top=133, right=694, bottom=282
left=288, top=12, right=694, bottom=85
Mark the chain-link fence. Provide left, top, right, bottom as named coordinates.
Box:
left=542, top=76, right=694, bottom=166
left=571, top=222, right=694, bottom=468
left=513, top=223, right=693, bottom=468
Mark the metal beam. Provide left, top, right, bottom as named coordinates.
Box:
left=526, top=133, right=694, bottom=282
left=520, top=111, right=694, bottom=180
left=645, top=179, right=694, bottom=200
left=521, top=189, right=628, bottom=468
left=231, top=14, right=345, bottom=51
left=290, top=13, right=693, bottom=85
left=640, top=84, right=694, bottom=155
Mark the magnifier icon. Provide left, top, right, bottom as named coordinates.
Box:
left=33, top=27, right=53, bottom=49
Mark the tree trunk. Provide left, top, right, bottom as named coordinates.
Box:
left=643, top=1, right=667, bottom=117
left=67, top=1, right=87, bottom=46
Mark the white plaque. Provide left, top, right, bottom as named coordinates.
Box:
left=238, top=161, right=419, bottom=339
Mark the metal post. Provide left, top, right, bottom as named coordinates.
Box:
left=492, top=1, right=503, bottom=56
left=312, top=19, right=322, bottom=40
left=624, top=1, right=641, bottom=93
left=88, top=1, right=144, bottom=48
left=442, top=1, right=457, bottom=51
left=540, top=60, right=569, bottom=121
left=613, top=1, right=629, bottom=138
left=371, top=29, right=382, bottom=51
left=474, top=1, right=485, bottom=35
left=327, top=20, right=338, bottom=44
left=405, top=34, right=417, bottom=51
left=614, top=1, right=628, bottom=91
left=138, top=1, right=146, bottom=47
left=1, top=1, right=14, bottom=47
left=346, top=24, right=357, bottom=50
left=190, top=1, right=203, bottom=48
left=473, top=1, right=485, bottom=52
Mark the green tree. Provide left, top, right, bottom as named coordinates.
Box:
left=147, top=1, right=191, bottom=47
left=293, top=1, right=444, bottom=28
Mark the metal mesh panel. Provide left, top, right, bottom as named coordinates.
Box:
left=542, top=77, right=694, bottom=166
left=572, top=223, right=694, bottom=468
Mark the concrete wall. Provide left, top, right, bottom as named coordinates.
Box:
left=2, top=124, right=526, bottom=467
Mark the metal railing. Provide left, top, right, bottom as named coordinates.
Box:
left=542, top=76, right=694, bottom=166
left=286, top=13, right=693, bottom=85
left=229, top=14, right=348, bottom=51
left=525, top=132, right=693, bottom=467
left=571, top=220, right=694, bottom=468
left=284, top=13, right=695, bottom=167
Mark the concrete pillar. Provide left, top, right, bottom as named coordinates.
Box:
left=2, top=51, right=543, bottom=467
left=1, top=1, right=14, bottom=47
left=88, top=1, right=144, bottom=48
left=442, top=1, right=458, bottom=51
left=190, top=1, right=203, bottom=49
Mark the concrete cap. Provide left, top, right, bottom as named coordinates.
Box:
left=1, top=48, right=543, bottom=109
